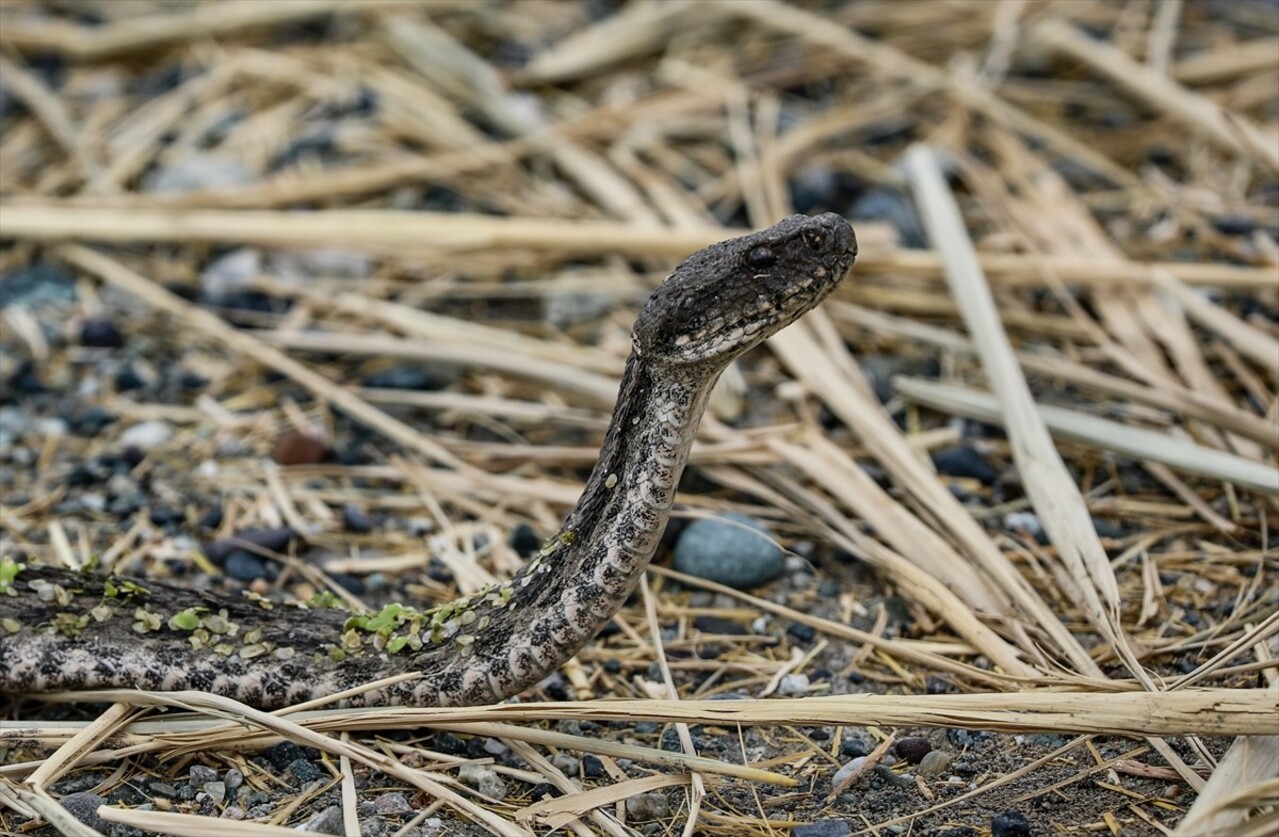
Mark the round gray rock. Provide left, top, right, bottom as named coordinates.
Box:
left=674, top=512, right=783, bottom=590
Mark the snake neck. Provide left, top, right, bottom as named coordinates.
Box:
left=441, top=352, right=720, bottom=703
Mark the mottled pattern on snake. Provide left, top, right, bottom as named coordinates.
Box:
left=0, top=213, right=857, bottom=708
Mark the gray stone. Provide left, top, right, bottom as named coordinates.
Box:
left=204, top=781, right=227, bottom=804
left=59, top=792, right=105, bottom=831
left=777, top=674, right=811, bottom=697
left=916, top=750, right=953, bottom=777
left=673, top=512, right=784, bottom=590
left=373, top=791, right=412, bottom=816
left=144, top=152, right=256, bottom=194
left=793, top=821, right=853, bottom=837
left=458, top=764, right=507, bottom=800
left=300, top=804, right=345, bottom=834
left=188, top=764, right=218, bottom=787
left=625, top=792, right=670, bottom=820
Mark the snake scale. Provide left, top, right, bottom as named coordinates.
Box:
left=0, top=213, right=857, bottom=708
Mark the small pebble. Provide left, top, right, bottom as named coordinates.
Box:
left=788, top=622, right=816, bottom=643
left=582, top=754, right=605, bottom=778
left=673, top=512, right=784, bottom=589
left=149, top=782, right=177, bottom=798
left=895, top=737, right=932, bottom=765
left=777, top=673, right=811, bottom=696
left=932, top=446, right=999, bottom=485
left=273, top=430, right=329, bottom=465
left=508, top=523, right=540, bottom=557
left=299, top=804, right=345, bottom=835
left=624, top=792, right=670, bottom=820
left=840, top=736, right=868, bottom=759
left=188, top=765, right=218, bottom=787
left=342, top=502, right=373, bottom=533
left=550, top=753, right=580, bottom=776
left=372, top=791, right=412, bottom=816
left=458, top=764, right=507, bottom=800
left=916, top=750, right=953, bottom=777
left=119, top=420, right=172, bottom=451
left=793, top=821, right=852, bottom=837
left=224, top=768, right=244, bottom=790
left=831, top=757, right=866, bottom=789
left=59, top=792, right=106, bottom=831
left=991, top=810, right=1032, bottom=837
left=200, top=248, right=260, bottom=300
left=78, top=317, right=125, bottom=348
left=285, top=758, right=324, bottom=786
left=145, top=152, right=256, bottom=195
left=225, top=550, right=270, bottom=582
left=203, top=781, right=227, bottom=804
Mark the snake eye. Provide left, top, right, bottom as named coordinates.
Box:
left=747, top=246, right=777, bottom=269
left=805, top=229, right=829, bottom=250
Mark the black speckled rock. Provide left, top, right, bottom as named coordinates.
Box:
left=991, top=810, right=1032, bottom=837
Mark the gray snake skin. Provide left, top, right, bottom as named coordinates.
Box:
left=0, top=214, right=856, bottom=708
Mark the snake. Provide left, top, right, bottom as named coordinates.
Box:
left=0, top=213, right=857, bottom=709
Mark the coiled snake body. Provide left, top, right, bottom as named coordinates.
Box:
left=0, top=214, right=856, bottom=708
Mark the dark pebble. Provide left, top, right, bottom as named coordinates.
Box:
left=70, top=406, right=118, bottom=436
left=991, top=810, right=1032, bottom=837
left=224, top=550, right=270, bottom=581
left=840, top=737, right=868, bottom=759
left=204, top=527, right=297, bottom=565
left=285, top=758, right=324, bottom=786
left=693, top=615, right=748, bottom=635
left=635, top=721, right=660, bottom=735
left=188, top=764, right=218, bottom=787
left=582, top=755, right=605, bottom=778
left=431, top=732, right=469, bottom=756
left=113, top=364, right=149, bottom=391
left=197, top=504, right=223, bottom=531
left=932, top=446, right=999, bottom=485
left=58, top=792, right=106, bottom=831
left=264, top=741, right=305, bottom=770
left=810, top=668, right=832, bottom=681
left=341, top=502, right=373, bottom=533
left=273, top=430, right=329, bottom=465
left=788, top=622, right=817, bottom=643
left=895, top=737, right=932, bottom=765
left=149, top=782, right=177, bottom=797
left=602, top=659, right=621, bottom=674
left=78, top=317, right=126, bottom=348
left=927, top=675, right=952, bottom=693
left=949, top=729, right=988, bottom=749
left=362, top=363, right=458, bottom=391
left=528, top=782, right=562, bottom=799
left=934, top=829, right=978, bottom=837
left=793, top=822, right=852, bottom=837
left=149, top=506, right=184, bottom=527
left=508, top=523, right=541, bottom=557
left=4, top=360, right=45, bottom=396
left=120, top=445, right=146, bottom=468
left=179, top=370, right=207, bottom=390
left=661, top=727, right=682, bottom=752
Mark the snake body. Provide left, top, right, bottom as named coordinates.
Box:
left=0, top=214, right=856, bottom=708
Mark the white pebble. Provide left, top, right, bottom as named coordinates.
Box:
left=120, top=421, right=172, bottom=451
left=777, top=673, right=810, bottom=696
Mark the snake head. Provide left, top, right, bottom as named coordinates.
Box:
left=633, top=213, right=856, bottom=367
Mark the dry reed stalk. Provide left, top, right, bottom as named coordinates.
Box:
left=4, top=203, right=1274, bottom=287
left=894, top=378, right=1279, bottom=496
